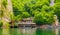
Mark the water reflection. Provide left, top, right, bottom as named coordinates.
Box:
left=0, top=27, right=60, bottom=35
left=36, top=28, right=59, bottom=35
left=53, top=28, right=59, bottom=35
left=9, top=27, right=36, bottom=35
left=0, top=28, right=2, bottom=35
left=19, top=27, right=36, bottom=35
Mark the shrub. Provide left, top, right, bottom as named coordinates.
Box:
left=33, top=12, right=55, bottom=25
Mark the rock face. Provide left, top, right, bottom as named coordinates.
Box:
left=54, top=15, right=59, bottom=27
left=1, top=0, right=13, bottom=28
left=7, top=0, right=13, bottom=15
left=0, top=0, right=2, bottom=18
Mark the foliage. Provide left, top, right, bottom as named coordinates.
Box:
left=33, top=12, right=55, bottom=25
left=55, top=0, right=60, bottom=3
left=11, top=12, right=30, bottom=21
left=12, top=0, right=50, bottom=17
left=53, top=3, right=60, bottom=21
left=11, top=15, right=22, bottom=21
left=21, top=12, right=30, bottom=18
left=14, top=22, right=18, bottom=28
left=2, top=0, right=7, bottom=8
left=2, top=0, right=60, bottom=25
left=14, top=15, right=22, bottom=21
left=0, top=21, right=3, bottom=27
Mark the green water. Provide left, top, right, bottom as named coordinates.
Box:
left=0, top=27, right=60, bottom=35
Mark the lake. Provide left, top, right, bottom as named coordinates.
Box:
left=0, top=27, right=60, bottom=35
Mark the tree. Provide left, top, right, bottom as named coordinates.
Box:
left=33, top=12, right=55, bottom=25
left=21, top=12, right=30, bottom=18
left=55, top=0, right=60, bottom=3
left=12, top=0, right=50, bottom=17
left=53, top=3, right=60, bottom=21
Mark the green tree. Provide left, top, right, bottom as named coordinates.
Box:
left=55, top=0, right=60, bottom=3
left=21, top=12, right=30, bottom=18
left=53, top=3, right=60, bottom=21
left=12, top=0, right=50, bottom=17
left=33, top=12, right=55, bottom=25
